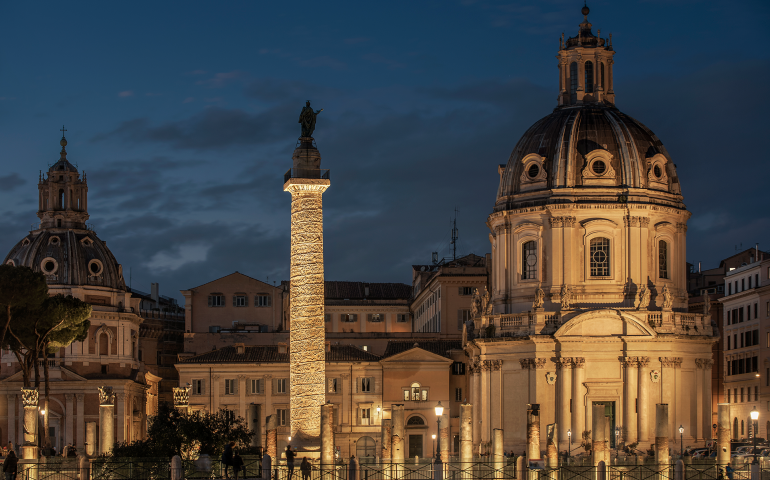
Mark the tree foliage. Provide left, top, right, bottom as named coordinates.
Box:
left=0, top=265, right=47, bottom=348
left=109, top=403, right=253, bottom=460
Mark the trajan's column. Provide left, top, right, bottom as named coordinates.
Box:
left=283, top=101, right=329, bottom=449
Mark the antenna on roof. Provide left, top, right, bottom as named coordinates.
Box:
left=450, top=207, right=459, bottom=261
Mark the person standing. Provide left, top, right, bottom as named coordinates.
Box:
left=3, top=450, right=17, bottom=480
left=232, top=451, right=244, bottom=480
left=285, top=445, right=296, bottom=480
left=222, top=442, right=235, bottom=479
left=300, top=457, right=311, bottom=480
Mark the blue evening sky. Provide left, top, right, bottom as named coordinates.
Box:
left=1, top=1, right=768, bottom=300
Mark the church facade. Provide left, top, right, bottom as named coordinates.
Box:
left=2, top=135, right=160, bottom=454
left=464, top=6, right=716, bottom=453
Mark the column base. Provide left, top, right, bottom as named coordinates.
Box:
left=21, top=444, right=38, bottom=459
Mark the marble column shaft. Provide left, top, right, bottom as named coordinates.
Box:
left=655, top=404, right=669, bottom=467
left=381, top=419, right=392, bottom=459
left=320, top=404, right=334, bottom=466
left=76, top=394, right=85, bottom=451
left=558, top=359, right=572, bottom=445
left=472, top=368, right=481, bottom=447
left=592, top=405, right=606, bottom=467
left=527, top=404, right=541, bottom=460
left=638, top=358, right=650, bottom=442
left=460, top=404, right=473, bottom=463
left=572, top=359, right=586, bottom=440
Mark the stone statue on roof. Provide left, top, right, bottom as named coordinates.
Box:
left=299, top=100, right=323, bottom=138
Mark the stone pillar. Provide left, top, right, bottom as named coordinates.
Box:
left=171, top=455, right=182, bottom=480
left=284, top=137, right=330, bottom=449
left=527, top=404, right=541, bottom=460
left=79, top=455, right=90, bottom=480
left=701, top=360, right=714, bottom=441
left=655, top=404, right=669, bottom=467
left=493, top=429, right=504, bottom=474
left=546, top=424, right=558, bottom=469
left=321, top=403, right=334, bottom=466
left=592, top=405, right=606, bottom=467
left=392, top=434, right=404, bottom=477
left=381, top=419, right=393, bottom=460
left=115, top=392, right=125, bottom=444
left=638, top=357, right=650, bottom=443
left=86, top=422, right=97, bottom=456
left=392, top=404, right=405, bottom=447
left=490, top=361, right=503, bottom=430
left=173, top=386, right=190, bottom=413
left=7, top=394, right=15, bottom=447
left=472, top=363, right=481, bottom=447
left=460, top=403, right=473, bottom=462
left=557, top=359, right=572, bottom=446
left=516, top=456, right=525, bottom=480
left=717, top=404, right=730, bottom=466
left=440, top=412, right=449, bottom=461
left=266, top=414, right=277, bottom=459
left=481, top=361, right=492, bottom=443
left=249, top=404, right=261, bottom=448
left=99, top=387, right=116, bottom=455
left=76, top=394, right=85, bottom=453
left=65, top=394, right=74, bottom=448
left=572, top=359, right=586, bottom=440
left=21, top=388, right=38, bottom=460
left=624, top=358, right=638, bottom=443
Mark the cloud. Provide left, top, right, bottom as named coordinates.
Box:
left=118, top=91, right=133, bottom=97
left=196, top=71, right=247, bottom=88
left=0, top=173, right=27, bottom=191
left=145, top=243, right=211, bottom=272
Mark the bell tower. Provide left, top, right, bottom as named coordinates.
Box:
left=557, top=4, right=616, bottom=106
left=37, top=129, right=89, bottom=230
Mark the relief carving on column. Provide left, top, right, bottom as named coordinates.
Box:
left=173, top=386, right=190, bottom=407
left=520, top=358, right=547, bottom=370
left=637, top=356, right=650, bottom=367
left=21, top=388, right=38, bottom=407
left=76, top=394, right=84, bottom=402
left=659, top=357, right=683, bottom=368
left=620, top=356, right=639, bottom=367
left=562, top=217, right=576, bottom=228
left=624, top=216, right=641, bottom=227
left=491, top=360, right=503, bottom=371
left=340, top=373, right=350, bottom=379
left=676, top=223, right=688, bottom=233
left=695, top=359, right=714, bottom=370
left=639, top=218, right=650, bottom=228
left=211, top=374, right=220, bottom=380
left=65, top=393, right=74, bottom=402
left=237, top=374, right=247, bottom=380
left=481, top=360, right=494, bottom=372
left=98, top=386, right=115, bottom=406
left=573, top=357, right=585, bottom=369
left=555, top=357, right=573, bottom=369
left=549, top=217, right=563, bottom=228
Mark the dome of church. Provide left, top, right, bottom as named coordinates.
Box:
left=4, top=229, right=126, bottom=291
left=495, top=104, right=682, bottom=211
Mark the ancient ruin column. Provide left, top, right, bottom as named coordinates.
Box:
left=392, top=404, right=405, bottom=448
left=173, top=386, right=190, bottom=413
left=266, top=414, right=277, bottom=459
left=21, top=388, right=38, bottom=459
left=65, top=394, right=74, bottom=447
left=98, top=387, right=115, bottom=455
left=592, top=405, right=606, bottom=467
left=249, top=404, right=261, bottom=448
left=638, top=357, right=650, bottom=442
left=321, top=403, right=334, bottom=466
left=440, top=412, right=450, bottom=461
left=86, top=422, right=97, bottom=456
left=381, top=419, right=393, bottom=460
left=392, top=434, right=404, bottom=474
left=76, top=394, right=85, bottom=453
left=472, top=364, right=481, bottom=447
left=115, top=392, right=125, bottom=443
left=284, top=135, right=330, bottom=449
left=655, top=404, right=669, bottom=467
left=460, top=403, right=473, bottom=462
left=527, top=404, right=541, bottom=460
left=572, top=359, right=586, bottom=439
left=493, top=429, right=504, bottom=472
left=624, top=358, right=638, bottom=443
left=481, top=361, right=492, bottom=443
left=702, top=360, right=714, bottom=441
left=6, top=394, right=15, bottom=447
left=546, top=424, right=558, bottom=469
left=558, top=359, right=572, bottom=446
left=717, top=404, right=730, bottom=466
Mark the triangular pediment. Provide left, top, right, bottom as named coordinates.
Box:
left=555, top=310, right=656, bottom=338
left=381, top=347, right=454, bottom=365
left=1, top=367, right=88, bottom=383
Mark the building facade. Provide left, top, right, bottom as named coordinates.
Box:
left=465, top=6, right=716, bottom=453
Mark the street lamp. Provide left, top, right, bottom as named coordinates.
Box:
left=432, top=434, right=437, bottom=458
left=679, top=425, right=684, bottom=458
left=751, top=406, right=759, bottom=465
left=615, top=426, right=620, bottom=458
left=435, top=401, right=444, bottom=460
left=567, top=429, right=572, bottom=459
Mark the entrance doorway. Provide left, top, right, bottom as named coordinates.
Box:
left=592, top=401, right=617, bottom=448
left=408, top=435, right=423, bottom=458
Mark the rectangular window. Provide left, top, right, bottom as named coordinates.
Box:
left=341, top=314, right=358, bottom=323
left=361, top=408, right=371, bottom=425
left=728, top=283, right=732, bottom=295
left=251, top=379, right=262, bottom=394
left=403, top=389, right=410, bottom=401
left=734, top=389, right=738, bottom=403
left=739, top=308, right=744, bottom=322
left=255, top=295, right=271, bottom=307
left=209, top=326, right=221, bottom=333
left=727, top=390, right=731, bottom=403
left=421, top=389, right=428, bottom=401
left=192, top=379, right=203, bottom=395
left=766, top=368, right=769, bottom=387
left=224, top=409, right=235, bottom=425
left=754, top=330, right=759, bottom=346
left=727, top=336, right=731, bottom=350
left=741, top=388, right=745, bottom=402
left=276, top=378, right=287, bottom=394
left=367, top=313, right=384, bottom=323
left=753, top=356, right=759, bottom=372
left=589, top=237, right=611, bottom=277
left=324, top=313, right=331, bottom=323
left=459, top=287, right=474, bottom=296
left=277, top=409, right=287, bottom=426
left=749, top=277, right=753, bottom=289
left=455, top=388, right=463, bottom=402
left=360, top=377, right=373, bottom=393
left=328, top=378, right=338, bottom=394
left=727, top=361, right=731, bottom=376
left=457, top=310, right=471, bottom=330
left=755, top=303, right=759, bottom=318
left=742, top=278, right=745, bottom=291
left=727, top=310, right=731, bottom=325
left=522, top=241, right=537, bottom=280
left=756, top=274, right=759, bottom=287
left=225, top=379, right=236, bottom=395
left=451, top=362, right=466, bottom=375
left=397, top=314, right=408, bottom=323
left=234, top=295, right=247, bottom=307
left=208, top=294, right=225, bottom=307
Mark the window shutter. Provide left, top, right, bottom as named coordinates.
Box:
left=273, top=378, right=278, bottom=393
left=208, top=296, right=213, bottom=307
left=458, top=287, right=463, bottom=295
left=233, top=296, right=236, bottom=307
left=353, top=314, right=358, bottom=322
left=354, top=377, right=359, bottom=393
left=369, top=377, right=376, bottom=393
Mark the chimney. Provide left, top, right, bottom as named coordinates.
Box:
left=698, top=262, right=701, bottom=273
left=151, top=283, right=160, bottom=305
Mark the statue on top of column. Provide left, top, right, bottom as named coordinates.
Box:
left=637, top=285, right=650, bottom=310
left=299, top=101, right=323, bottom=138
left=470, top=288, right=481, bottom=318
left=533, top=284, right=545, bottom=309
left=560, top=284, right=572, bottom=310
left=662, top=285, right=673, bottom=310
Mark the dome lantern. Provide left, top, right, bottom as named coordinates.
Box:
left=38, top=130, right=89, bottom=230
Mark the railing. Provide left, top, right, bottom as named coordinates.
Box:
left=679, top=314, right=696, bottom=327
left=37, top=359, right=58, bottom=368
left=648, top=313, right=662, bottom=326
left=500, top=314, right=529, bottom=327
left=284, top=168, right=331, bottom=183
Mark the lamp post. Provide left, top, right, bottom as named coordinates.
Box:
left=751, top=406, right=759, bottom=465
left=435, top=401, right=444, bottom=460
left=432, top=434, right=437, bottom=458
left=567, top=429, right=572, bottom=459
left=678, top=425, right=684, bottom=458
left=615, top=426, right=620, bottom=458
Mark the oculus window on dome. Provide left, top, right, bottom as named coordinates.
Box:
left=41, top=257, right=58, bottom=275
left=88, top=259, right=103, bottom=276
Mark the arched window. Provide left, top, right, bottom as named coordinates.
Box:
left=585, top=61, right=594, bottom=93
left=569, top=62, right=578, bottom=104
left=733, top=418, right=739, bottom=439
left=410, top=382, right=421, bottom=401
left=58, top=189, right=64, bottom=209
left=522, top=241, right=537, bottom=280
left=741, top=420, right=745, bottom=436
left=589, top=237, right=611, bottom=277
left=356, top=436, right=376, bottom=459
left=600, top=62, right=605, bottom=89
left=99, top=332, right=109, bottom=356
left=658, top=240, right=669, bottom=279
left=406, top=416, right=425, bottom=426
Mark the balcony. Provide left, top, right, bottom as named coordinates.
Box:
left=284, top=168, right=330, bottom=183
